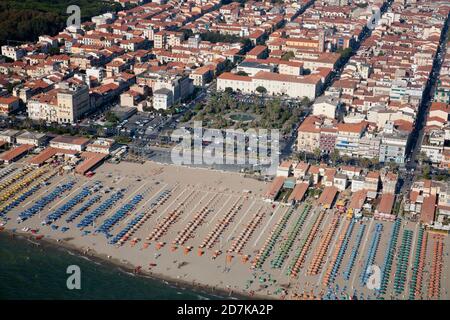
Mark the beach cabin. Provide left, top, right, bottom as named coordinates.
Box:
left=276, top=160, right=293, bottom=177
left=264, top=176, right=285, bottom=202
left=420, top=195, right=437, bottom=226
left=0, top=129, right=20, bottom=145
left=50, top=135, right=90, bottom=152
left=323, top=168, right=336, bottom=187
left=340, top=166, right=361, bottom=179
left=334, top=173, right=348, bottom=191
left=351, top=176, right=365, bottom=192
left=16, top=131, right=47, bottom=147
left=293, top=161, right=310, bottom=179
left=348, top=190, right=367, bottom=219
left=365, top=171, right=380, bottom=192
left=0, top=144, right=34, bottom=164
left=318, top=186, right=338, bottom=209
left=308, top=165, right=321, bottom=185
left=374, top=193, right=396, bottom=221
left=288, top=182, right=309, bottom=205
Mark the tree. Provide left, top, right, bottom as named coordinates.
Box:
left=48, top=46, right=61, bottom=56
left=418, top=151, right=429, bottom=164
left=313, top=147, right=322, bottom=160
left=224, top=87, right=234, bottom=95
left=330, top=149, right=340, bottom=164
left=0, top=0, right=122, bottom=46
left=256, top=86, right=267, bottom=95
left=388, top=162, right=399, bottom=173
left=236, top=71, right=248, bottom=76
left=181, top=28, right=193, bottom=40
left=301, top=97, right=311, bottom=106
left=422, top=164, right=432, bottom=180
left=281, top=51, right=295, bottom=61
left=105, top=111, right=119, bottom=124
left=342, top=154, right=351, bottom=164
left=338, top=47, right=353, bottom=60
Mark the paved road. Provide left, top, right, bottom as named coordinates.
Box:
left=398, top=14, right=450, bottom=194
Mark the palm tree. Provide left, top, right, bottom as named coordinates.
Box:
left=255, top=86, right=267, bottom=107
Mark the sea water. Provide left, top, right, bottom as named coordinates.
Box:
left=0, top=233, right=226, bottom=300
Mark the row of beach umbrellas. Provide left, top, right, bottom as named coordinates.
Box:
left=147, top=190, right=196, bottom=242
left=289, top=211, right=325, bottom=278
left=0, top=167, right=32, bottom=193
left=0, top=167, right=47, bottom=204
left=342, top=223, right=366, bottom=281
left=18, top=180, right=75, bottom=222
left=44, top=186, right=92, bottom=224
left=0, top=166, right=17, bottom=181
left=271, top=204, right=311, bottom=269
left=96, top=194, right=143, bottom=237
left=308, top=213, right=340, bottom=276
left=199, top=199, right=242, bottom=249
left=112, top=190, right=171, bottom=246
left=77, top=190, right=125, bottom=228
left=378, top=219, right=401, bottom=296
left=409, top=227, right=426, bottom=300
left=360, top=223, right=383, bottom=286
left=324, top=219, right=355, bottom=286
left=427, top=236, right=444, bottom=299
left=251, top=206, right=294, bottom=270
left=393, top=229, right=413, bottom=295
left=0, top=167, right=52, bottom=218
left=66, top=194, right=101, bottom=223
left=229, top=209, right=264, bottom=254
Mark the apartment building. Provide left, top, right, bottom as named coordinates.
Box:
left=379, top=124, right=409, bottom=164
left=27, top=83, right=91, bottom=124
left=1, top=45, right=26, bottom=61
left=154, top=31, right=184, bottom=50
left=335, top=122, right=367, bottom=157
left=312, top=96, right=340, bottom=119
left=0, top=96, right=21, bottom=115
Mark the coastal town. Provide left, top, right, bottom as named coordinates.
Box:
left=0, top=0, right=449, bottom=301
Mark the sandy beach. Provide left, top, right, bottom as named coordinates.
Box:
left=1, top=159, right=449, bottom=300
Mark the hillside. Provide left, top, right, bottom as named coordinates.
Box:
left=0, top=0, right=123, bottom=46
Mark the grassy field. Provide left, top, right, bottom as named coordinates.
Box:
left=0, top=0, right=122, bottom=45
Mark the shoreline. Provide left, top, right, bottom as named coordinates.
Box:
left=1, top=229, right=266, bottom=300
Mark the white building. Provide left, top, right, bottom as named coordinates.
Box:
left=16, top=131, right=47, bottom=146
left=153, top=88, right=173, bottom=110
left=27, top=82, right=91, bottom=124
left=50, top=135, right=90, bottom=152
left=312, top=96, right=340, bottom=119
left=1, top=45, right=26, bottom=61
left=86, top=67, right=106, bottom=83
left=217, top=71, right=321, bottom=100
left=86, top=138, right=116, bottom=154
